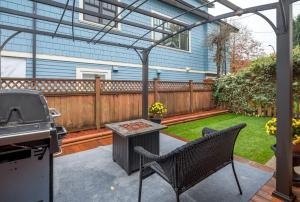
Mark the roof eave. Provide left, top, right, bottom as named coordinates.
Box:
left=161, top=0, right=238, bottom=31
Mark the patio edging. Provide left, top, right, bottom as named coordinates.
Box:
left=61, top=109, right=229, bottom=148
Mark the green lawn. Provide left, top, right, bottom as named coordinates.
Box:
left=164, top=113, right=275, bottom=164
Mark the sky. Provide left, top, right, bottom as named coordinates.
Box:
left=208, top=0, right=300, bottom=54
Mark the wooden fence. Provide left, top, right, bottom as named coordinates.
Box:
left=254, top=102, right=300, bottom=117
left=1, top=78, right=214, bottom=131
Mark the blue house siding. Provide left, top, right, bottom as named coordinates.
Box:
left=23, top=58, right=204, bottom=81
left=0, top=0, right=221, bottom=81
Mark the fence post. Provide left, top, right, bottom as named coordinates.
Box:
left=189, top=80, right=194, bottom=113
left=267, top=105, right=272, bottom=117
left=257, top=104, right=262, bottom=116
left=95, top=76, right=101, bottom=130
left=153, top=78, right=159, bottom=102
left=203, top=78, right=215, bottom=109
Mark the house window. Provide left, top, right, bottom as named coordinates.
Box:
left=1, top=57, right=26, bottom=78
left=83, top=0, right=118, bottom=27
left=76, top=68, right=112, bottom=80
left=153, top=18, right=190, bottom=51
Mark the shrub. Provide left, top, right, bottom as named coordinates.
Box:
left=214, top=46, right=300, bottom=116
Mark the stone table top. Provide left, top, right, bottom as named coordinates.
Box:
left=105, top=119, right=167, bottom=138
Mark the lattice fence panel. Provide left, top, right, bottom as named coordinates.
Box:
left=1, top=78, right=211, bottom=94
left=100, top=80, right=154, bottom=93
left=158, top=81, right=190, bottom=92
left=1, top=79, right=35, bottom=90
left=193, top=82, right=213, bottom=91
left=1, top=78, right=95, bottom=94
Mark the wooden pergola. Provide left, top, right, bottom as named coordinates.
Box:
left=0, top=0, right=298, bottom=200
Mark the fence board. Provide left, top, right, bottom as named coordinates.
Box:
left=1, top=78, right=214, bottom=131
left=46, top=95, right=95, bottom=130
left=193, top=91, right=213, bottom=111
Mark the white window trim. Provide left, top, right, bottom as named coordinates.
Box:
left=76, top=67, right=112, bottom=79
left=79, top=0, right=121, bottom=31
left=151, top=10, right=192, bottom=53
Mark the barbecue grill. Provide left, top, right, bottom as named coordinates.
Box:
left=0, top=89, right=67, bottom=202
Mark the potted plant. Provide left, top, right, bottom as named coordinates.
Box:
left=266, top=118, right=300, bottom=186
left=265, top=118, right=300, bottom=152
left=148, top=102, right=167, bottom=124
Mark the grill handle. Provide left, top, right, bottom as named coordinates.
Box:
left=56, top=126, right=67, bottom=140
left=49, top=108, right=61, bottom=119
left=1, top=107, right=25, bottom=125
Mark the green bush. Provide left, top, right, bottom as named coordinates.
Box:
left=214, top=46, right=300, bottom=115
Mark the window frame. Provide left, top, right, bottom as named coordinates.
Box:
left=79, top=0, right=121, bottom=30
left=151, top=11, right=192, bottom=53
left=1, top=56, right=26, bottom=78
left=76, top=67, right=112, bottom=80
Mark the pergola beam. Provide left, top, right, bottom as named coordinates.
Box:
left=29, top=0, right=174, bottom=36
left=89, top=0, right=141, bottom=42
left=0, top=7, right=156, bottom=43
left=161, top=0, right=211, bottom=20
left=1, top=1, right=300, bottom=200
left=94, top=0, right=150, bottom=44
left=148, top=1, right=280, bottom=50
left=90, top=0, right=189, bottom=27
left=0, top=24, right=146, bottom=50
left=160, top=0, right=235, bottom=29
left=128, top=0, right=217, bottom=49
left=216, top=0, right=241, bottom=11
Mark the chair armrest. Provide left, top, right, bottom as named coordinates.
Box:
left=134, top=146, right=163, bottom=161
left=202, top=127, right=219, bottom=136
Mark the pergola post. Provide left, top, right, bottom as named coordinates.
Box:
left=273, top=1, right=294, bottom=201
left=142, top=50, right=150, bottom=119
left=32, top=1, right=37, bottom=79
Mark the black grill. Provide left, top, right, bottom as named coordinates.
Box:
left=0, top=89, right=67, bottom=202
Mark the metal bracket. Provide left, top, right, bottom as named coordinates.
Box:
left=134, top=48, right=150, bottom=63
left=0, top=31, right=22, bottom=51
left=134, top=48, right=143, bottom=62
left=254, top=12, right=278, bottom=34
left=279, top=0, right=288, bottom=32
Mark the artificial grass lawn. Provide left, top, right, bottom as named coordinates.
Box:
left=164, top=113, right=275, bottom=164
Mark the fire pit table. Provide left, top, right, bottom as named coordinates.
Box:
left=106, top=119, right=167, bottom=175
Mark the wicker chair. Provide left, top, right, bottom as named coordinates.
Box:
left=134, top=123, right=246, bottom=202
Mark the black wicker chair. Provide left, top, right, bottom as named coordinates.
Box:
left=134, top=123, right=246, bottom=202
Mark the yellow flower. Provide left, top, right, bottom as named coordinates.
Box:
left=293, top=136, right=300, bottom=145
left=149, top=102, right=167, bottom=116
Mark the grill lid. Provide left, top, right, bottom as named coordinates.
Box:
left=0, top=89, right=50, bottom=126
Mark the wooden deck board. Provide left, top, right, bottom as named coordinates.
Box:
left=60, top=109, right=228, bottom=149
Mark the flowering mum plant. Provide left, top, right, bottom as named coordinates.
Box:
left=149, top=102, right=167, bottom=118
left=265, top=118, right=300, bottom=145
